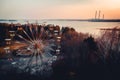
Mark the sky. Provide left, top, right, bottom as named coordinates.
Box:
left=0, top=0, right=120, bottom=19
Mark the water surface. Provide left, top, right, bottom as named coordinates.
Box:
left=0, top=20, right=120, bottom=35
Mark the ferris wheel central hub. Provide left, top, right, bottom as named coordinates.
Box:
left=34, top=43, right=40, bottom=49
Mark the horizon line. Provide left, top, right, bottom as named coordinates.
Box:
left=1, top=18, right=120, bottom=20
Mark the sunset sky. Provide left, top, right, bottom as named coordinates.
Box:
left=0, top=0, right=120, bottom=19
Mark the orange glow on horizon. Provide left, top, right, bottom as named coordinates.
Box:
left=0, top=0, right=120, bottom=19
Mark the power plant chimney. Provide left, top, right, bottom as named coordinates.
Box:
left=98, top=10, right=101, bottom=19
left=103, top=14, right=104, bottom=19
left=95, top=10, right=97, bottom=19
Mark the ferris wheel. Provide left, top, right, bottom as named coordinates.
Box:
left=9, top=23, right=60, bottom=76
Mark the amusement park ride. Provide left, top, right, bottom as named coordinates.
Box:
left=3, top=22, right=62, bottom=75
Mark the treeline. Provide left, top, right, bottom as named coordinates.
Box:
left=0, top=23, right=120, bottom=80
left=53, top=26, right=120, bottom=80
left=57, top=26, right=120, bottom=65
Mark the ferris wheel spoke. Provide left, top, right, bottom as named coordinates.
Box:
left=23, top=30, right=34, bottom=43
left=29, top=26, right=36, bottom=41
left=38, top=27, right=44, bottom=40
left=35, top=25, right=39, bottom=40
left=17, top=34, right=32, bottom=44
left=27, top=50, right=35, bottom=67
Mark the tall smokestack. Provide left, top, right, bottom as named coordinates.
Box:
left=95, top=10, right=97, bottom=19
left=98, top=10, right=101, bottom=19
left=103, top=14, right=104, bottom=19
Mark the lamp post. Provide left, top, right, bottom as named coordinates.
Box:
left=56, top=36, right=61, bottom=43
left=54, top=30, right=59, bottom=36
left=9, top=31, right=15, bottom=38
left=55, top=36, right=61, bottom=55
left=4, top=47, right=13, bottom=61
left=9, top=31, right=15, bottom=43
left=5, top=38, right=11, bottom=45
left=56, top=49, right=60, bottom=55
left=4, top=47, right=10, bottom=54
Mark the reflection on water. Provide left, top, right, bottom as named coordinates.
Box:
left=46, top=21, right=120, bottom=35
